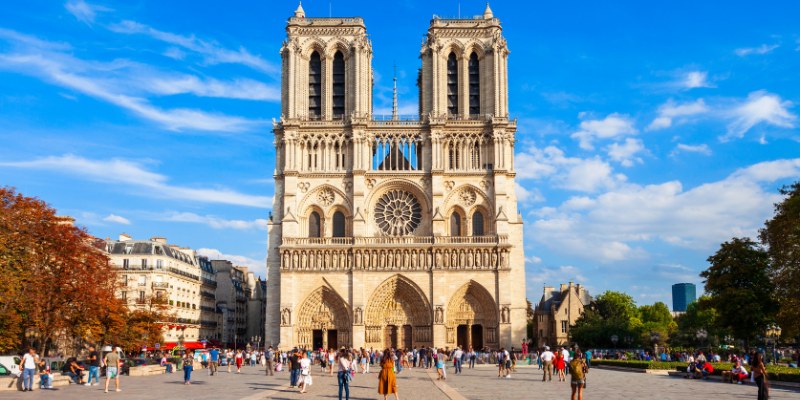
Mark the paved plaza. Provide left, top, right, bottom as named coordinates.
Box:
left=2, top=364, right=799, bottom=399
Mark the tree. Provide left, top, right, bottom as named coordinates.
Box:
left=760, top=182, right=800, bottom=338
left=571, top=291, right=642, bottom=348
left=638, top=302, right=676, bottom=346
left=701, top=237, right=777, bottom=346
left=674, top=296, right=719, bottom=347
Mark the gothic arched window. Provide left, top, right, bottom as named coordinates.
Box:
left=450, top=212, right=462, bottom=236
left=332, top=51, right=345, bottom=118
left=447, top=52, right=458, bottom=116
left=308, top=51, right=322, bottom=119
left=308, top=211, right=321, bottom=238
left=468, top=52, right=480, bottom=116
left=472, top=211, right=485, bottom=236
left=332, top=211, right=346, bottom=237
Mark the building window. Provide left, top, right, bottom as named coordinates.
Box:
left=308, top=51, right=322, bottom=119
left=332, top=51, right=345, bottom=118
left=156, top=259, right=163, bottom=269
left=446, top=52, right=458, bottom=116
left=138, top=291, right=145, bottom=302
left=307, top=143, right=318, bottom=171
left=122, top=258, right=129, bottom=269
left=141, top=259, right=147, bottom=269
left=450, top=212, right=461, bottom=236
left=561, top=320, right=568, bottom=333
left=472, top=211, right=485, bottom=236
left=332, top=211, right=346, bottom=237
left=138, top=275, right=146, bottom=285
left=121, top=291, right=127, bottom=301
left=468, top=52, right=480, bottom=115
left=308, top=211, right=321, bottom=238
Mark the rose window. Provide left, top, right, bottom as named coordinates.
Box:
left=374, top=189, right=422, bottom=236
left=317, top=188, right=335, bottom=206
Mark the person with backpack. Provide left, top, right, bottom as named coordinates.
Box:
left=569, top=352, right=588, bottom=400
left=337, top=349, right=352, bottom=400
left=265, top=346, right=275, bottom=376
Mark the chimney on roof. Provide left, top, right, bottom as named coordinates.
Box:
left=560, top=283, right=568, bottom=292
left=151, top=237, right=167, bottom=244
left=119, top=233, right=132, bottom=241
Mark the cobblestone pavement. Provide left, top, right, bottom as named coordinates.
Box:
left=1, top=364, right=799, bottom=399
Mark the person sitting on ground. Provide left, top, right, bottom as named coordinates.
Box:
left=698, top=360, right=714, bottom=379
left=731, top=360, right=748, bottom=384
left=38, top=359, right=53, bottom=389
left=64, top=358, right=85, bottom=384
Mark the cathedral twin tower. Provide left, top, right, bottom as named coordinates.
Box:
left=266, top=3, right=526, bottom=350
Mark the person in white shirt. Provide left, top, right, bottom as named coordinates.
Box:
left=298, top=352, right=312, bottom=394
left=562, top=347, right=571, bottom=374
left=540, top=347, right=555, bottom=382
left=453, top=347, right=464, bottom=374
left=19, top=348, right=39, bottom=392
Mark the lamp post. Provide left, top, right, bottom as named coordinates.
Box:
left=611, top=334, right=619, bottom=354
left=650, top=332, right=661, bottom=359
left=696, top=329, right=707, bottom=350
left=766, top=324, right=782, bottom=365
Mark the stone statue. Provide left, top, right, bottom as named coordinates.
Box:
left=435, top=307, right=443, bottom=324
left=281, top=308, right=291, bottom=326
left=332, top=251, right=338, bottom=270
left=354, top=307, right=363, bottom=325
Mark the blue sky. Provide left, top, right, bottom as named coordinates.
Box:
left=1, top=0, right=799, bottom=308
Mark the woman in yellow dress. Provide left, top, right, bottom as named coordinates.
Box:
left=378, top=349, right=399, bottom=400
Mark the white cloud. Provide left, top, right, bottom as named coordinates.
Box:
left=683, top=71, right=714, bottom=89
left=724, top=90, right=797, bottom=141
left=109, top=20, right=277, bottom=75
left=607, top=138, right=645, bottom=167
left=103, top=214, right=131, bottom=225
left=515, top=183, right=544, bottom=204
left=65, top=0, right=110, bottom=25
left=647, top=99, right=709, bottom=130
left=162, top=212, right=268, bottom=230
left=515, top=145, right=626, bottom=193
left=527, top=265, right=588, bottom=295
left=196, top=248, right=265, bottom=276
left=144, top=75, right=279, bottom=101
left=529, top=158, right=800, bottom=262
left=571, top=113, right=637, bottom=150
left=735, top=44, right=779, bottom=57
left=0, top=154, right=272, bottom=208
left=672, top=143, right=712, bottom=156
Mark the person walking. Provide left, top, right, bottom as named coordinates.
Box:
left=752, top=352, right=769, bottom=400
left=289, top=348, right=301, bottom=388
left=555, top=349, right=566, bottom=382
left=453, top=347, right=463, bottom=374
left=19, top=348, right=38, bottom=392
left=226, top=349, right=233, bottom=373
left=103, top=347, right=122, bottom=393
left=182, top=350, right=194, bottom=385
left=337, top=349, right=352, bottom=400
left=265, top=346, right=275, bottom=376
left=378, top=349, right=399, bottom=400
left=235, top=349, right=244, bottom=373
left=85, top=346, right=100, bottom=386
left=540, top=346, right=554, bottom=382
left=569, top=352, right=588, bottom=400
left=297, top=352, right=313, bottom=393
left=209, top=347, right=219, bottom=376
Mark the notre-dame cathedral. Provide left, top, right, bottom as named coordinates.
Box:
left=265, top=3, right=526, bottom=351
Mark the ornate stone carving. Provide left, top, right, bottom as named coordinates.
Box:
left=365, top=178, right=377, bottom=189
left=374, top=190, right=422, bottom=236
left=459, top=188, right=477, bottom=205
left=354, top=307, right=363, bottom=325
left=317, top=188, right=335, bottom=206
left=281, top=308, right=291, bottom=326
left=435, top=306, right=444, bottom=324
left=298, top=182, right=311, bottom=193
left=444, top=181, right=455, bottom=191
left=500, top=305, right=510, bottom=324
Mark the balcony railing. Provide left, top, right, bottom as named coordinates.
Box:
left=152, top=282, right=169, bottom=289
left=168, top=267, right=200, bottom=281
left=282, top=235, right=508, bottom=246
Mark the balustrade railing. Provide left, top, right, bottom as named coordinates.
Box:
left=282, top=235, right=508, bottom=246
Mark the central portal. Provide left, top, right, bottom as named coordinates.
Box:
left=365, top=275, right=433, bottom=349
left=385, top=325, right=398, bottom=348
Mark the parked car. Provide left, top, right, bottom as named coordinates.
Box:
left=0, top=362, right=11, bottom=376
left=0, top=356, right=21, bottom=376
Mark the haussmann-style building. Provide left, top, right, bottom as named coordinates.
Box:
left=266, top=3, right=527, bottom=351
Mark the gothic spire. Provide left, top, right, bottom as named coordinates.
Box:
left=483, top=2, right=494, bottom=19
left=294, top=1, right=305, bottom=18
left=392, top=64, right=399, bottom=120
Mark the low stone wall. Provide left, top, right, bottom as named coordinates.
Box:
left=0, top=373, right=71, bottom=391
left=128, top=364, right=169, bottom=377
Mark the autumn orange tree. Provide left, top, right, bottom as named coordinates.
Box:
left=0, top=187, right=162, bottom=355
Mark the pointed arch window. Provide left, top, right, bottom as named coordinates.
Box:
left=332, top=211, right=346, bottom=237
left=308, top=211, right=321, bottom=238
left=447, top=52, right=459, bottom=116
left=308, top=51, right=322, bottom=119
left=450, top=212, right=462, bottom=236
left=332, top=51, right=345, bottom=118
left=468, top=52, right=480, bottom=116
left=472, top=211, right=485, bottom=236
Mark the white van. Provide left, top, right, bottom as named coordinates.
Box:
left=0, top=355, right=21, bottom=376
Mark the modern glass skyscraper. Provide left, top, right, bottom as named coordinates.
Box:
left=672, top=283, right=697, bottom=312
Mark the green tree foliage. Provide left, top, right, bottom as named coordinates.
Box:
left=571, top=291, right=642, bottom=348
left=674, top=297, right=718, bottom=346
left=638, top=302, right=676, bottom=345
left=760, top=182, right=800, bottom=338
left=701, top=237, right=777, bottom=345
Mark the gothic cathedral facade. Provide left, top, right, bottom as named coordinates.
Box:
left=266, top=4, right=526, bottom=351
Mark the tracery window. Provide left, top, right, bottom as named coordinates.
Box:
left=374, top=190, right=422, bottom=236
left=447, top=52, right=458, bottom=116
left=332, top=211, right=346, bottom=237
left=450, top=212, right=462, bottom=236
left=309, top=51, right=322, bottom=119
left=332, top=51, right=345, bottom=118
left=308, top=211, right=321, bottom=238
left=472, top=211, right=485, bottom=236
left=468, top=52, right=480, bottom=115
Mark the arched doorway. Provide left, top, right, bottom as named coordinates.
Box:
left=446, top=280, right=498, bottom=349
left=365, top=275, right=432, bottom=349
left=295, top=286, right=351, bottom=349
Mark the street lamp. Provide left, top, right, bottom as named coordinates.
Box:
left=611, top=334, right=619, bottom=351
left=696, top=329, right=707, bottom=349
left=650, top=332, right=661, bottom=359
left=766, top=324, right=782, bottom=365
